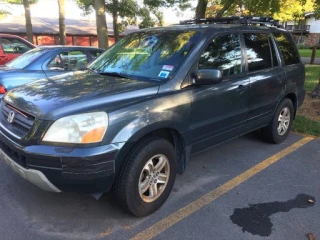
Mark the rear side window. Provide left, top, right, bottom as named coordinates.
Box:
left=273, top=32, right=300, bottom=65
left=199, top=34, right=242, bottom=77
left=244, top=33, right=273, bottom=72
left=89, top=50, right=103, bottom=60
left=48, top=50, right=88, bottom=71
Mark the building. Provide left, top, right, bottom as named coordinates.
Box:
left=0, top=15, right=138, bottom=47
left=284, top=12, right=320, bottom=47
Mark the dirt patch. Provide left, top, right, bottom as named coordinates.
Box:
left=297, top=93, right=320, bottom=122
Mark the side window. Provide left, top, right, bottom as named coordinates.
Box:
left=199, top=34, right=242, bottom=77
left=273, top=32, right=300, bottom=65
left=48, top=50, right=88, bottom=71
left=244, top=33, right=273, bottom=72
left=89, top=50, right=103, bottom=60
left=0, top=37, right=32, bottom=54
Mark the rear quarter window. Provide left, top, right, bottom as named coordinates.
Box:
left=273, top=32, right=300, bottom=65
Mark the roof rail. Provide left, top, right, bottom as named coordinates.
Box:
left=179, top=16, right=281, bottom=28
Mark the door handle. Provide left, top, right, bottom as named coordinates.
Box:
left=238, top=84, right=246, bottom=89
left=0, top=56, right=8, bottom=60
left=277, top=74, right=286, bottom=80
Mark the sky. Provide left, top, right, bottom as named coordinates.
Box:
left=3, top=0, right=196, bottom=25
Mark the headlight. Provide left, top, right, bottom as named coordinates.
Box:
left=42, top=112, right=108, bottom=144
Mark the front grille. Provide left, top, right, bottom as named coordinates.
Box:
left=0, top=140, right=27, bottom=168
left=1, top=103, right=35, bottom=135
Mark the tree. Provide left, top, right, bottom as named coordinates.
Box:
left=58, top=0, right=66, bottom=45
left=196, top=0, right=208, bottom=18
left=76, top=0, right=109, bottom=48
left=6, top=0, right=37, bottom=43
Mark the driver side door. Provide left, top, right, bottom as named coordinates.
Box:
left=190, top=33, right=251, bottom=153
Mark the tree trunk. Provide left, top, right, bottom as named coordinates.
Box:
left=58, top=0, right=66, bottom=45
left=94, top=0, right=109, bottom=49
left=310, top=46, right=317, bottom=65
left=23, top=0, right=33, bottom=43
left=112, top=0, right=119, bottom=43
left=195, top=0, right=208, bottom=19
left=216, top=0, right=236, bottom=17
left=311, top=78, right=320, bottom=98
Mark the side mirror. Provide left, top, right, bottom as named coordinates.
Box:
left=194, top=69, right=223, bottom=85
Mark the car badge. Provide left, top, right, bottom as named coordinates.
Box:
left=7, top=111, right=15, bottom=123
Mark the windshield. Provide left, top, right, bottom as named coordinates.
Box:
left=6, top=48, right=46, bottom=69
left=88, top=30, right=201, bottom=81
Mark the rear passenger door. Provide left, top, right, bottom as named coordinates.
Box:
left=244, top=32, right=286, bottom=124
left=273, top=32, right=304, bottom=106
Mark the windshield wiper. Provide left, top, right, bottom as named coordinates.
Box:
left=98, top=71, right=130, bottom=79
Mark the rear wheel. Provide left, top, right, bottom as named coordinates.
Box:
left=113, top=137, right=176, bottom=217
left=260, top=98, right=294, bottom=143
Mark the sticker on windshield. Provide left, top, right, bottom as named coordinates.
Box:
left=158, top=71, right=170, bottom=78
left=162, top=65, right=174, bottom=71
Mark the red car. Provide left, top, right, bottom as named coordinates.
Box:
left=0, top=34, right=36, bottom=65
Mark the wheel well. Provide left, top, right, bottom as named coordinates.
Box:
left=285, top=93, right=297, bottom=117
left=135, top=128, right=187, bottom=174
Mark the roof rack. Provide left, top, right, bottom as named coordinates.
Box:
left=179, top=16, right=281, bottom=28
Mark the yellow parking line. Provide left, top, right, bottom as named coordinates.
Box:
left=131, top=136, right=313, bottom=240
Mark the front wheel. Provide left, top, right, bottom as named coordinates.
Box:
left=113, top=137, right=176, bottom=217
left=260, top=98, right=294, bottom=143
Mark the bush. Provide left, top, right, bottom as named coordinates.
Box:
left=296, top=44, right=308, bottom=49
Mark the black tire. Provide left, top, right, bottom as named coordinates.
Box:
left=113, top=137, right=176, bottom=217
left=261, top=98, right=294, bottom=144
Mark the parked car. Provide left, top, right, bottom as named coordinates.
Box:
left=0, top=34, right=36, bottom=65
left=0, top=46, right=104, bottom=97
left=0, top=17, right=305, bottom=217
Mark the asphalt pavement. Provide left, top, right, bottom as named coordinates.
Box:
left=301, top=57, right=320, bottom=64
left=0, top=133, right=319, bottom=240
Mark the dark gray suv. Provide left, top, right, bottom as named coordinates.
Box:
left=0, top=17, right=305, bottom=216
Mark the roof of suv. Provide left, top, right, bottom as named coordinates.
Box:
left=137, top=24, right=287, bottom=33
left=135, top=17, right=287, bottom=33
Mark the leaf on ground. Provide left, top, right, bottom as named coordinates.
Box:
left=122, top=224, right=132, bottom=229
left=99, top=228, right=111, bottom=238
left=307, top=232, right=316, bottom=240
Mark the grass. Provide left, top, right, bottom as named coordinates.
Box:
left=298, top=49, right=320, bottom=58
left=293, top=115, right=320, bottom=137
left=305, top=65, right=320, bottom=91
left=293, top=66, right=320, bottom=137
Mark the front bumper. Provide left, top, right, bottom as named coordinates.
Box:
left=0, top=148, right=61, bottom=192
left=0, top=130, right=121, bottom=194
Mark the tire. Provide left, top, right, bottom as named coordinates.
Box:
left=113, top=137, right=176, bottom=217
left=261, top=98, right=294, bottom=144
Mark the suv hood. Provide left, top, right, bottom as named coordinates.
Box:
left=4, top=71, right=160, bottom=120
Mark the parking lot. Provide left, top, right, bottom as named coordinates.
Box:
left=0, top=133, right=319, bottom=240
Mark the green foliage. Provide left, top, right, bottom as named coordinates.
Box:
left=305, top=65, right=320, bottom=91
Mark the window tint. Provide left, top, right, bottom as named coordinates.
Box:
left=48, top=50, right=88, bottom=71
left=0, top=37, right=32, bottom=54
left=273, top=32, right=300, bottom=65
left=244, top=33, right=273, bottom=72
left=199, top=34, right=241, bottom=77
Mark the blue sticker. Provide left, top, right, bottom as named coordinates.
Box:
left=158, top=71, right=170, bottom=78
